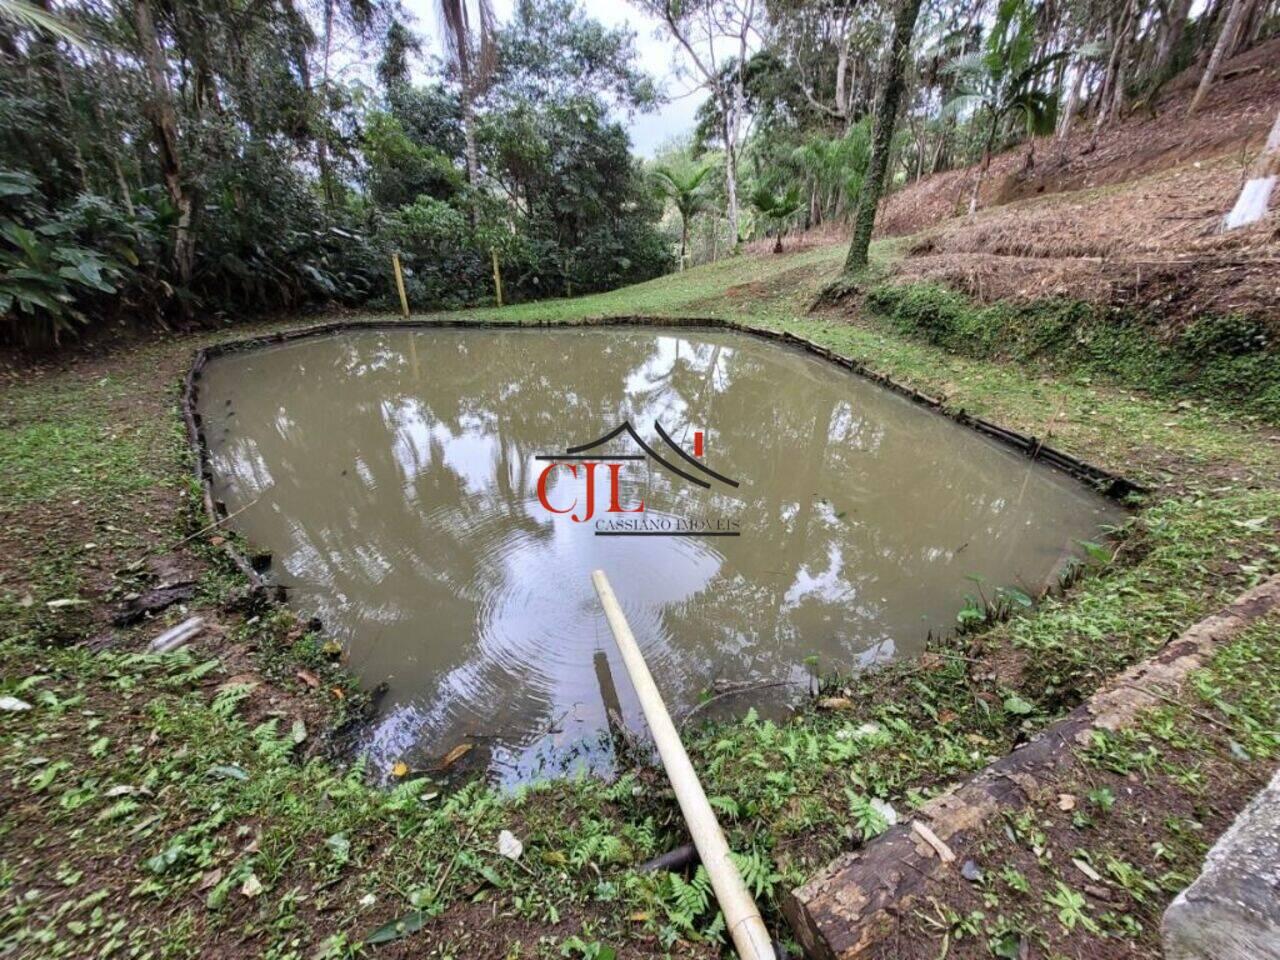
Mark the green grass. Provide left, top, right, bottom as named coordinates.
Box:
left=866, top=282, right=1280, bottom=423
left=888, top=611, right=1280, bottom=957
left=0, top=419, right=158, bottom=505
left=2, top=241, right=1279, bottom=958
left=444, top=242, right=865, bottom=325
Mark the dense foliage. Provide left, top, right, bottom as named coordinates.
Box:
left=0, top=0, right=671, bottom=343
left=2, top=0, right=1276, bottom=342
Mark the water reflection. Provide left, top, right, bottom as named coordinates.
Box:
left=198, top=328, right=1124, bottom=784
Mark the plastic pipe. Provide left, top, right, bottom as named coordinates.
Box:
left=591, top=570, right=774, bottom=960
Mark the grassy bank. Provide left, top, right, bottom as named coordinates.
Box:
left=865, top=282, right=1280, bottom=423
left=2, top=244, right=1278, bottom=958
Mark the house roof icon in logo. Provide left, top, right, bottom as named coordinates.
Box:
left=535, top=420, right=740, bottom=491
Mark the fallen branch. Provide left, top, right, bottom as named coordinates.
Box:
left=170, top=494, right=264, bottom=550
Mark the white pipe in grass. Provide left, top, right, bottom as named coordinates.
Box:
left=591, top=570, right=775, bottom=960
left=149, top=616, right=205, bottom=653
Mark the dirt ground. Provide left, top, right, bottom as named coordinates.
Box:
left=877, top=38, right=1280, bottom=325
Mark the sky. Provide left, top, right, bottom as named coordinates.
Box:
left=399, top=0, right=705, bottom=157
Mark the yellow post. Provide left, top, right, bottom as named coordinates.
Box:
left=490, top=247, right=504, bottom=308
left=392, top=253, right=410, bottom=319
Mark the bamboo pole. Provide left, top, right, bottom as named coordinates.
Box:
left=392, top=253, right=410, bottom=319
left=591, top=570, right=774, bottom=960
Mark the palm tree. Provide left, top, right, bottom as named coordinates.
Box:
left=653, top=165, right=713, bottom=270
left=436, top=0, right=497, bottom=194
left=944, top=0, right=1071, bottom=216
left=790, top=120, right=871, bottom=225
left=750, top=184, right=803, bottom=254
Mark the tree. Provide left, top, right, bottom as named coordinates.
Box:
left=843, top=0, right=923, bottom=273
left=774, top=0, right=868, bottom=128
left=1223, top=104, right=1280, bottom=229
left=131, top=0, right=195, bottom=290
left=436, top=0, right=498, bottom=192
left=789, top=121, right=871, bottom=225
left=1188, top=0, right=1248, bottom=115
left=944, top=0, right=1069, bottom=216
left=750, top=183, right=802, bottom=253
left=653, top=164, right=713, bottom=268
left=633, top=0, right=759, bottom=250
left=494, top=0, right=657, bottom=111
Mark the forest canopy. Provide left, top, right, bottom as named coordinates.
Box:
left=1, top=0, right=1276, bottom=344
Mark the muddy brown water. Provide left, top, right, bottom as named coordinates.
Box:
left=197, top=326, right=1125, bottom=785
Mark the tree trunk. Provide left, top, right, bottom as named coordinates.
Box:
left=461, top=84, right=479, bottom=189
left=1088, top=0, right=1134, bottom=149
left=834, top=35, right=850, bottom=123
left=491, top=247, right=504, bottom=305
left=1057, top=60, right=1086, bottom=140
left=1102, top=0, right=1136, bottom=127
left=317, top=0, right=335, bottom=212
left=1222, top=105, right=1280, bottom=229
left=930, top=115, right=952, bottom=173
left=1093, top=18, right=1118, bottom=120
left=113, top=157, right=135, bottom=218
left=1189, top=0, right=1248, bottom=114
left=133, top=0, right=195, bottom=291
left=456, top=36, right=481, bottom=229
left=843, top=0, right=924, bottom=273
left=721, top=98, right=740, bottom=249
left=1239, top=0, right=1267, bottom=50
left=680, top=217, right=689, bottom=270
left=968, top=133, right=993, bottom=217
left=1156, top=0, right=1194, bottom=67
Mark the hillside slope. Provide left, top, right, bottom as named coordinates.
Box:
left=875, top=38, right=1280, bottom=324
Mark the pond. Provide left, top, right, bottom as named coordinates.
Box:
left=196, top=326, right=1125, bottom=785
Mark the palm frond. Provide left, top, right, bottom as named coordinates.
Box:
left=1009, top=90, right=1058, bottom=136
left=941, top=50, right=987, bottom=79
left=1011, top=48, right=1073, bottom=93
left=0, top=0, right=90, bottom=47
left=943, top=92, right=987, bottom=118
